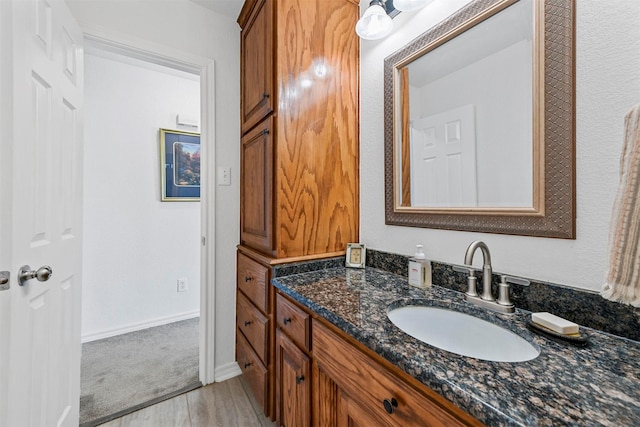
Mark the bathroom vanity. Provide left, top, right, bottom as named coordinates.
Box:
left=270, top=259, right=640, bottom=426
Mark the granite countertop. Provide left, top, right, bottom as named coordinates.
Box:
left=271, top=266, right=640, bottom=427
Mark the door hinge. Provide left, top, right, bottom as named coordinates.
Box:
left=201, top=236, right=206, bottom=246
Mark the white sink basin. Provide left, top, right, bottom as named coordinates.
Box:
left=387, top=305, right=539, bottom=362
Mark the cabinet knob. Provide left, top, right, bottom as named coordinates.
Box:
left=383, top=398, right=398, bottom=414
left=244, top=320, right=252, bottom=326
left=262, top=92, right=270, bottom=99
left=244, top=276, right=252, bottom=282
left=283, top=317, right=292, bottom=325
left=244, top=362, right=252, bottom=369
left=296, top=375, right=305, bottom=384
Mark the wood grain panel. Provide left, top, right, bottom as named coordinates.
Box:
left=241, top=117, right=275, bottom=255
left=241, top=0, right=273, bottom=133
left=117, top=394, right=190, bottom=426
left=313, top=363, right=339, bottom=427
left=186, top=377, right=264, bottom=427
left=237, top=292, right=269, bottom=364
left=237, top=328, right=269, bottom=414
left=276, top=293, right=311, bottom=350
left=237, top=252, right=270, bottom=313
left=274, top=0, right=359, bottom=258
left=313, top=321, right=483, bottom=427
left=275, top=330, right=311, bottom=427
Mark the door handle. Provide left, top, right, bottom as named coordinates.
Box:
left=18, top=265, right=53, bottom=286
left=0, top=271, right=9, bottom=291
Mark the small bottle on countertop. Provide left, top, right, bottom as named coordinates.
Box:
left=408, top=245, right=432, bottom=288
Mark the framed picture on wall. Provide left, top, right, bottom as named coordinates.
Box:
left=160, top=128, right=201, bottom=201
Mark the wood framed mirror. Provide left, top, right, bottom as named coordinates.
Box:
left=384, top=0, right=575, bottom=238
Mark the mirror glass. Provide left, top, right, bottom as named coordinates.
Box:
left=384, top=0, right=575, bottom=238
left=399, top=0, right=533, bottom=208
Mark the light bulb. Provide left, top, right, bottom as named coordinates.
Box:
left=393, top=0, right=432, bottom=12
left=355, top=4, right=393, bottom=40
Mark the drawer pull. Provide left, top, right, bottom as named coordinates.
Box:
left=244, top=362, right=253, bottom=369
left=244, top=276, right=252, bottom=282
left=383, top=398, right=398, bottom=414
left=296, top=375, right=305, bottom=384
left=244, top=320, right=252, bottom=326
left=283, top=317, right=292, bottom=325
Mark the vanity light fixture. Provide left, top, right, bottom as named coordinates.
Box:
left=393, top=0, right=432, bottom=12
left=355, top=0, right=394, bottom=40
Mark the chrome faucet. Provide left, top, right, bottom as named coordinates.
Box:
left=453, top=241, right=517, bottom=314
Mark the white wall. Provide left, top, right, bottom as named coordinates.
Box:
left=361, top=0, right=640, bottom=292
left=67, top=0, right=240, bottom=366
left=82, top=52, right=201, bottom=340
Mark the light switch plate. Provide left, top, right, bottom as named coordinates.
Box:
left=217, top=167, right=231, bottom=186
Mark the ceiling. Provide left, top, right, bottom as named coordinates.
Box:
left=189, top=0, right=244, bottom=19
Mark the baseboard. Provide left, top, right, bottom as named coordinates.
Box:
left=82, top=311, right=200, bottom=343
left=214, top=362, right=241, bottom=382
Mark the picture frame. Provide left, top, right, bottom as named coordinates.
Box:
left=160, top=128, right=201, bottom=201
left=345, top=243, right=366, bottom=268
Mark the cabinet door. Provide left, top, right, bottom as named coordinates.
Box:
left=240, top=0, right=273, bottom=134
left=241, top=117, right=274, bottom=254
left=313, top=321, right=479, bottom=427
left=276, top=329, right=311, bottom=427
left=338, top=391, right=394, bottom=427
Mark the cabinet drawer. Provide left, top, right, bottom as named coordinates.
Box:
left=276, top=293, right=311, bottom=351
left=237, top=327, right=268, bottom=412
left=237, top=292, right=269, bottom=364
left=313, top=321, right=477, bottom=427
left=237, top=253, right=269, bottom=313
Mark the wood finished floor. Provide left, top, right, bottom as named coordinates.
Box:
left=98, top=376, right=275, bottom=427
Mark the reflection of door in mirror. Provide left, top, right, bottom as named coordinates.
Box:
left=398, top=0, right=534, bottom=209
left=410, top=105, right=477, bottom=207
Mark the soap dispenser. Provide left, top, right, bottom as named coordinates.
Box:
left=408, top=245, right=432, bottom=288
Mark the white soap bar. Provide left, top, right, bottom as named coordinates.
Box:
left=531, top=312, right=579, bottom=335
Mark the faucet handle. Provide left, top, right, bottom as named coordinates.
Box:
left=453, top=265, right=477, bottom=276
left=453, top=265, right=479, bottom=298
left=501, top=275, right=530, bottom=287
left=496, top=275, right=526, bottom=307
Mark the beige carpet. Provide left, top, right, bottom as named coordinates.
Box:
left=80, top=318, right=201, bottom=426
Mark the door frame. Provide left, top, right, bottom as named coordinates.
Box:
left=81, top=25, right=217, bottom=385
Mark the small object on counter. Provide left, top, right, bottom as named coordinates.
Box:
left=345, top=243, right=366, bottom=268
left=408, top=245, right=432, bottom=288
left=531, top=312, right=579, bottom=334
left=526, top=320, right=589, bottom=347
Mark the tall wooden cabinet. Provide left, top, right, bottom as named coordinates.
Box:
left=238, top=0, right=359, bottom=259
left=236, top=0, right=359, bottom=421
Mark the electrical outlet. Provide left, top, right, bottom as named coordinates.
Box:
left=177, top=278, right=188, bottom=292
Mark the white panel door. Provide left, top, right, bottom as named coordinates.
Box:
left=410, top=105, right=477, bottom=207
left=1, top=0, right=84, bottom=426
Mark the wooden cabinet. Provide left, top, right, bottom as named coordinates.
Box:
left=240, top=0, right=273, bottom=134
left=237, top=0, right=359, bottom=420
left=237, top=327, right=269, bottom=411
left=240, top=112, right=275, bottom=267
left=275, top=292, right=312, bottom=426
left=312, top=320, right=483, bottom=427
left=275, top=329, right=311, bottom=427
left=237, top=0, right=359, bottom=260
left=276, top=293, right=311, bottom=350
left=236, top=252, right=275, bottom=419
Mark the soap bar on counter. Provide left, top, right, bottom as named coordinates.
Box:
left=531, top=312, right=579, bottom=335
